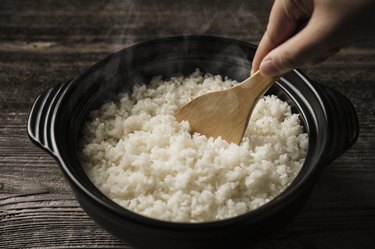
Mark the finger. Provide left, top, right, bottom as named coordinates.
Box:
left=251, top=0, right=312, bottom=75
left=259, top=12, right=341, bottom=77
left=308, top=47, right=341, bottom=65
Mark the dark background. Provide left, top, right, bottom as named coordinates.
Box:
left=1, top=0, right=374, bottom=248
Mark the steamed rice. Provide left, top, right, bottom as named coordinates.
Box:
left=80, top=70, right=308, bottom=222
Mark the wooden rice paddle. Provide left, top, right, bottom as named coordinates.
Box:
left=175, top=70, right=276, bottom=144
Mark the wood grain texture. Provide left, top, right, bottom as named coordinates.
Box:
left=1, top=0, right=374, bottom=248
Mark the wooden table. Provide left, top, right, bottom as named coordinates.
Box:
left=1, top=1, right=374, bottom=248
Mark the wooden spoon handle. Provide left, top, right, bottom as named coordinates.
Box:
left=235, top=70, right=276, bottom=98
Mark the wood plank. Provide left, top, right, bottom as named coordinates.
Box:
left=1, top=0, right=375, bottom=248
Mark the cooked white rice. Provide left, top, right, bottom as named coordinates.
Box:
left=80, top=70, right=308, bottom=222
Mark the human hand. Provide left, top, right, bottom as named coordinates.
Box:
left=251, top=0, right=375, bottom=77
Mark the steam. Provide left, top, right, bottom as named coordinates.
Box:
left=94, top=0, right=266, bottom=91
left=101, top=0, right=263, bottom=50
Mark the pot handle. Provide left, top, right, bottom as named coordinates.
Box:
left=27, top=81, right=71, bottom=155
left=316, top=84, right=359, bottom=162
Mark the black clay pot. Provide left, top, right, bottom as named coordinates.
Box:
left=27, top=36, right=359, bottom=249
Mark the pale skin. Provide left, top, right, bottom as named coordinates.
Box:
left=251, top=0, right=375, bottom=77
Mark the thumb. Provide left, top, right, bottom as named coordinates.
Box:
left=259, top=14, right=335, bottom=77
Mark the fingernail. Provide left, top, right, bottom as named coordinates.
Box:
left=260, top=59, right=280, bottom=77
